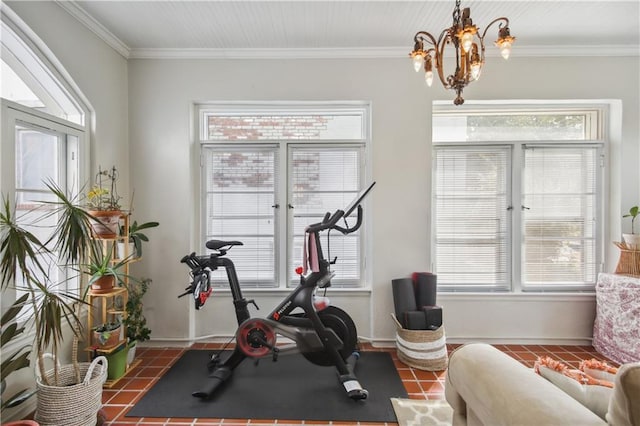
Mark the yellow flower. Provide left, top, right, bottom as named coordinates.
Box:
left=88, top=186, right=108, bottom=200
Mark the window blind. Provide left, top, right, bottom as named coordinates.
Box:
left=433, top=146, right=511, bottom=290
left=203, top=146, right=278, bottom=287
left=522, top=145, right=600, bottom=289
left=289, top=147, right=362, bottom=287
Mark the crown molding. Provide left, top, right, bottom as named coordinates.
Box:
left=128, top=45, right=639, bottom=60
left=514, top=44, right=639, bottom=58
left=56, top=0, right=130, bottom=59
left=128, top=47, right=403, bottom=60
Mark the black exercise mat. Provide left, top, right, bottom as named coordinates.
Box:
left=127, top=350, right=407, bottom=422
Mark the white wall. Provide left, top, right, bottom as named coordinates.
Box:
left=7, top=2, right=640, bottom=347
left=128, top=55, right=639, bottom=346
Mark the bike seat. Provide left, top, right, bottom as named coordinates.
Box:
left=206, top=240, right=244, bottom=250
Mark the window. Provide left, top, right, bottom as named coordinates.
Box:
left=199, top=104, right=370, bottom=289
left=1, top=14, right=84, bottom=124
left=432, top=105, right=605, bottom=292
left=1, top=9, right=88, bottom=316
left=8, top=114, right=83, bottom=308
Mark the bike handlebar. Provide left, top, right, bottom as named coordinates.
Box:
left=181, top=252, right=212, bottom=272
left=180, top=252, right=196, bottom=264
left=306, top=203, right=363, bottom=235
left=333, top=205, right=363, bottom=234
left=306, top=181, right=374, bottom=234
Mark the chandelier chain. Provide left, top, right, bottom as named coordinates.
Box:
left=453, top=0, right=461, bottom=26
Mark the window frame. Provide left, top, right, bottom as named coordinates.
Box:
left=1, top=100, right=86, bottom=314
left=1, top=5, right=91, bottom=325
left=432, top=103, right=607, bottom=293
left=197, top=102, right=371, bottom=291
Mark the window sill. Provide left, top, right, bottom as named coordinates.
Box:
left=437, top=291, right=595, bottom=302
left=212, top=287, right=372, bottom=298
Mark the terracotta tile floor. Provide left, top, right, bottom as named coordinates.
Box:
left=101, top=343, right=615, bottom=425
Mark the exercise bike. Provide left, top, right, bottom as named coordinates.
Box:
left=178, top=182, right=375, bottom=401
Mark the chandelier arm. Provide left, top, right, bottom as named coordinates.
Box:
left=436, top=35, right=454, bottom=90
left=480, top=17, right=510, bottom=41
left=436, top=27, right=452, bottom=49
left=414, top=31, right=438, bottom=50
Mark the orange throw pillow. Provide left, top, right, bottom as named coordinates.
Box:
left=534, top=356, right=613, bottom=420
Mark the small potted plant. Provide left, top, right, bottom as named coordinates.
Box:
left=93, top=319, right=129, bottom=380
left=123, top=278, right=152, bottom=365
left=622, top=205, right=640, bottom=249
left=92, top=321, right=122, bottom=348
left=85, top=243, right=132, bottom=294
left=117, top=220, right=159, bottom=259
left=86, top=166, right=123, bottom=239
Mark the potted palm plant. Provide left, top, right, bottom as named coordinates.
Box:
left=0, top=182, right=107, bottom=426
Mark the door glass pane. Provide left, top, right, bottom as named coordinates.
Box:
left=522, top=146, right=598, bottom=288
left=433, top=146, right=510, bottom=290
left=14, top=124, right=62, bottom=313
left=290, top=147, right=361, bottom=287
left=203, top=147, right=277, bottom=287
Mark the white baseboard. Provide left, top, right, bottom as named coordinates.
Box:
left=140, top=335, right=236, bottom=347
left=147, top=334, right=593, bottom=349
left=366, top=336, right=593, bottom=347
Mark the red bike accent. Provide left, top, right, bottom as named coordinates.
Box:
left=199, top=288, right=212, bottom=306
left=236, top=319, right=276, bottom=358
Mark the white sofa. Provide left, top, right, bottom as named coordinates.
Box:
left=445, top=343, right=640, bottom=426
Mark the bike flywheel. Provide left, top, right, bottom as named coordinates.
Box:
left=236, top=318, right=277, bottom=358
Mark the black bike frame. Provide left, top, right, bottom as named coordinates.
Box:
left=199, top=226, right=349, bottom=374
left=181, top=181, right=375, bottom=400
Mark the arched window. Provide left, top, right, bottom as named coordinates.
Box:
left=1, top=5, right=90, bottom=313
left=1, top=6, right=86, bottom=124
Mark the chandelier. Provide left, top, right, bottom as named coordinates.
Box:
left=409, top=0, right=515, bottom=105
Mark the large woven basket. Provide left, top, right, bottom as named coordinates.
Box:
left=35, top=355, right=108, bottom=426
left=392, top=314, right=448, bottom=371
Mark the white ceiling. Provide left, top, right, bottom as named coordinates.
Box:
left=56, top=1, right=640, bottom=59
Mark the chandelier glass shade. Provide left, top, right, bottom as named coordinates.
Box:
left=410, top=0, right=515, bottom=105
